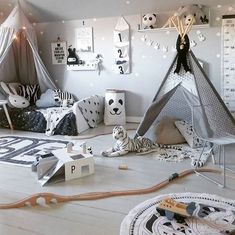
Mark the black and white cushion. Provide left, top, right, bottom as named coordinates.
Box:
left=175, top=120, right=204, bottom=148
left=78, top=95, right=103, bottom=128
left=19, top=84, right=40, bottom=105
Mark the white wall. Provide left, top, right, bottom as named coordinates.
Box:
left=35, top=4, right=235, bottom=118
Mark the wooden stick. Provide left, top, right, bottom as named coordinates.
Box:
left=170, top=17, right=182, bottom=36
left=0, top=168, right=220, bottom=209
left=182, top=19, right=194, bottom=39
left=180, top=20, right=185, bottom=38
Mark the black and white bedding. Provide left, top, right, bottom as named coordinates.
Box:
left=0, top=106, right=78, bottom=136
left=0, top=95, right=104, bottom=136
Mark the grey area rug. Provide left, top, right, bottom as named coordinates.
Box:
left=0, top=136, right=69, bottom=167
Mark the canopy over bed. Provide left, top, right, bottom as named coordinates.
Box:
left=0, top=3, right=57, bottom=92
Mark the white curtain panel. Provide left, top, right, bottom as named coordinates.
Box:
left=0, top=4, right=57, bottom=92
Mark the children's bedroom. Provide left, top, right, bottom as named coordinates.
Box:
left=0, top=0, right=235, bottom=234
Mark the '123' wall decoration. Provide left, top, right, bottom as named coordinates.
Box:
left=114, top=17, right=131, bottom=74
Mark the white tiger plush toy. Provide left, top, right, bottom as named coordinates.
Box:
left=101, top=126, right=157, bottom=157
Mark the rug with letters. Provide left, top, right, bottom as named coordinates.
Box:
left=0, top=136, right=68, bottom=167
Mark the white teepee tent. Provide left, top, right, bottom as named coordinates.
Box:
left=0, top=3, right=57, bottom=92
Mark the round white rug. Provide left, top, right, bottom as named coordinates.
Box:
left=120, top=192, right=235, bottom=235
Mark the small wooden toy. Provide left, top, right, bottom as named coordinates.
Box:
left=157, top=197, right=196, bottom=220
left=118, top=164, right=128, bottom=170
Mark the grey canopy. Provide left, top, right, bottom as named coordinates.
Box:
left=136, top=51, right=235, bottom=140
left=0, top=3, right=57, bottom=92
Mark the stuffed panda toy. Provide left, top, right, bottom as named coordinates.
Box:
left=142, top=13, right=157, bottom=29
left=175, top=4, right=209, bottom=26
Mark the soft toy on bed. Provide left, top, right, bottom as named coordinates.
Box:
left=0, top=82, right=29, bottom=108
left=101, top=125, right=157, bottom=157
left=175, top=4, right=209, bottom=26
left=53, top=89, right=75, bottom=107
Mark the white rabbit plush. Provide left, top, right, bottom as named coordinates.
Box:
left=0, top=82, right=29, bottom=108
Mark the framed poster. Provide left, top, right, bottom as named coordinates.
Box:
left=75, top=27, right=93, bottom=52
left=51, top=41, right=67, bottom=64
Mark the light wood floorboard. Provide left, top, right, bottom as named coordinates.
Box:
left=0, top=124, right=235, bottom=235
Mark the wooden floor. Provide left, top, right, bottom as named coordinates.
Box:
left=0, top=125, right=235, bottom=235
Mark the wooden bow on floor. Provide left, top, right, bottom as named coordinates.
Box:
left=0, top=168, right=220, bottom=209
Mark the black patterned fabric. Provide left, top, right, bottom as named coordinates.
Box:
left=19, top=84, right=40, bottom=105
left=78, top=95, right=103, bottom=128
left=0, top=106, right=77, bottom=136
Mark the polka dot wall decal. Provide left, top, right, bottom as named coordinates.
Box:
left=228, top=6, right=233, bottom=12
left=55, top=80, right=58, bottom=82
left=135, top=72, right=139, bottom=77
left=101, top=37, right=105, bottom=40
left=62, top=20, right=65, bottom=23
left=216, top=17, right=221, bottom=21
left=216, top=54, right=221, bottom=58
left=163, top=54, right=167, bottom=59
left=217, top=5, right=221, bottom=8
left=40, top=31, right=44, bottom=35
left=126, top=0, right=130, bottom=4
left=93, top=18, right=97, bottom=22
left=166, top=30, right=170, bottom=35
left=196, top=30, right=201, bottom=35
left=8, top=3, right=12, bottom=7
left=33, top=22, right=36, bottom=26
left=131, top=36, right=135, bottom=40
left=89, top=83, right=94, bottom=87
left=216, top=32, right=221, bottom=37
left=141, top=55, right=146, bottom=59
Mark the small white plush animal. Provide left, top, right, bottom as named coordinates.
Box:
left=101, top=125, right=156, bottom=157
left=0, top=82, right=29, bottom=108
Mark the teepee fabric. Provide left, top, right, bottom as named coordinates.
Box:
left=136, top=51, right=235, bottom=140
left=0, top=4, right=56, bottom=92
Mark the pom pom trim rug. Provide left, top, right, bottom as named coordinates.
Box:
left=120, top=192, right=235, bottom=235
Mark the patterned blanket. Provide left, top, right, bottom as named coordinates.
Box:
left=152, top=144, right=211, bottom=167
left=38, top=107, right=73, bottom=136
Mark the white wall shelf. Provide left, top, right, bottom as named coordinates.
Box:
left=138, top=6, right=210, bottom=33
left=138, top=24, right=210, bottom=33
left=67, top=63, right=97, bottom=71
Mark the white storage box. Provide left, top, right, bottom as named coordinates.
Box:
left=104, top=89, right=126, bottom=125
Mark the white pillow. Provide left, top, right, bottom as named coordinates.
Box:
left=175, top=120, right=204, bottom=148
